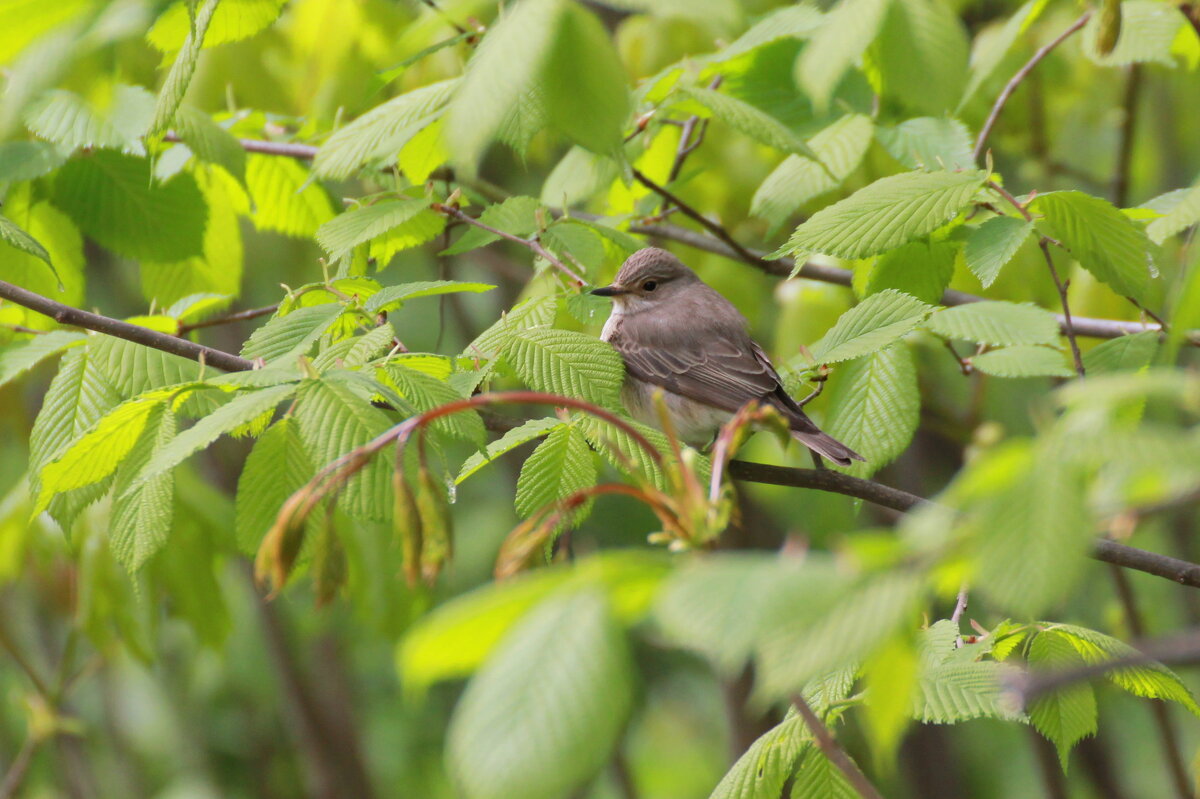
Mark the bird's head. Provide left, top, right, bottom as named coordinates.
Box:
left=591, top=247, right=699, bottom=312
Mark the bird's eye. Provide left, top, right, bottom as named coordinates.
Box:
left=642, top=280, right=658, bottom=292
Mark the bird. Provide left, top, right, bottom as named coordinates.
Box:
left=592, top=247, right=864, bottom=467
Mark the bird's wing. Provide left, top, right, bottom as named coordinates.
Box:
left=609, top=324, right=782, bottom=413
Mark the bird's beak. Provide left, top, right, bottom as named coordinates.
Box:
left=590, top=285, right=627, bottom=297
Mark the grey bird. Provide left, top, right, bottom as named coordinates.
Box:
left=593, top=247, right=864, bottom=467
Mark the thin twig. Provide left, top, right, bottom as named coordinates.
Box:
left=0, top=323, right=47, bottom=335
left=0, top=735, right=39, bottom=799
left=431, top=203, right=586, bottom=285
left=1039, top=240, right=1086, bottom=376
left=628, top=222, right=1199, bottom=344
left=973, top=12, right=1092, bottom=163
left=1126, top=294, right=1169, bottom=330
left=1106, top=565, right=1192, bottom=798
left=790, top=694, right=886, bottom=799
left=951, top=586, right=970, bottom=625
left=0, top=279, right=255, bottom=373
left=0, top=615, right=52, bottom=699
left=178, top=304, right=278, bottom=334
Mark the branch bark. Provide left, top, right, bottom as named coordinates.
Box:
left=790, top=694, right=886, bottom=799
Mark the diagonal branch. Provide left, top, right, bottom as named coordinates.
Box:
left=432, top=202, right=586, bottom=285
left=973, top=12, right=1092, bottom=163
left=790, top=694, right=886, bottom=799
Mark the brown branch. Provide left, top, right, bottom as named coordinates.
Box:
left=973, top=12, right=1092, bottom=164
left=178, top=304, right=278, bottom=334
left=628, top=222, right=1198, bottom=344
left=0, top=279, right=255, bottom=373
left=1039, top=240, right=1086, bottom=376
left=431, top=202, right=586, bottom=285
left=790, top=694, right=886, bottom=799
left=0, top=736, right=39, bottom=799
left=164, top=131, right=319, bottom=160
left=1112, top=64, right=1142, bottom=207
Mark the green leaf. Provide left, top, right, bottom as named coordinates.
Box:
left=0, top=140, right=67, bottom=182
left=1030, top=191, right=1152, bottom=298
left=824, top=344, right=919, bottom=477
left=541, top=146, right=621, bottom=208
left=876, top=116, right=975, bottom=171
left=173, top=105, right=246, bottom=184
left=756, top=571, right=924, bottom=697
left=34, top=387, right=178, bottom=514
left=0, top=331, right=84, bottom=387
left=1028, top=630, right=1097, bottom=770
left=683, top=87, right=819, bottom=158
left=925, top=301, right=1060, bottom=347
left=89, top=337, right=203, bottom=396
left=795, top=0, right=893, bottom=109
left=865, top=239, right=956, bottom=304
left=716, top=4, right=825, bottom=61
left=379, top=364, right=485, bottom=445
left=503, top=327, right=625, bottom=408
left=23, top=85, right=154, bottom=154
left=709, top=714, right=810, bottom=799
left=790, top=747, right=856, bottom=799
left=294, top=378, right=393, bottom=521
left=457, top=418, right=564, bottom=483
left=441, top=196, right=541, bottom=256
left=872, top=0, right=969, bottom=114
left=465, top=296, right=559, bottom=361
left=1083, top=331, right=1159, bottom=374
left=1082, top=0, right=1193, bottom=67
left=542, top=1, right=631, bottom=155
left=53, top=151, right=207, bottom=261
left=313, top=79, right=457, bottom=180
left=235, top=417, right=314, bottom=553
left=365, top=280, right=494, bottom=313
left=148, top=0, right=219, bottom=137
left=811, top=290, right=933, bottom=363
left=579, top=415, right=682, bottom=491
left=446, top=589, right=635, bottom=799
left=963, top=216, right=1033, bottom=288
left=446, top=0, right=562, bottom=172
left=971, top=346, right=1073, bottom=378
left=316, top=198, right=433, bottom=261
left=752, top=114, right=874, bottom=234
left=241, top=303, right=344, bottom=363
left=913, top=661, right=1023, bottom=723
left=783, top=169, right=986, bottom=259
left=0, top=213, right=54, bottom=272
left=246, top=154, right=334, bottom=237
left=959, top=0, right=1051, bottom=107
left=133, top=384, right=297, bottom=487
left=514, top=423, right=596, bottom=518
left=148, top=0, right=286, bottom=51
left=1146, top=183, right=1200, bottom=244
left=111, top=405, right=177, bottom=571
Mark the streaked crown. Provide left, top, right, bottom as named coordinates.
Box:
left=613, top=248, right=698, bottom=288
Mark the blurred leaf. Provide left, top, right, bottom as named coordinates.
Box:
left=861, top=634, right=918, bottom=765
left=24, top=85, right=154, bottom=153
left=246, top=154, right=334, bottom=237
left=503, top=327, right=625, bottom=409
left=398, top=117, right=449, bottom=184
left=0, top=213, right=53, bottom=272
left=716, top=4, right=825, bottom=61
left=683, top=87, right=819, bottom=159
left=0, top=331, right=84, bottom=387
left=812, top=290, right=933, bottom=363
left=959, top=0, right=1051, bottom=107
left=53, top=151, right=207, bottom=261
left=971, top=346, right=1073, bottom=378
left=1031, top=191, right=1152, bottom=299
left=963, top=216, right=1032, bottom=287
left=313, top=79, right=457, bottom=180
left=542, top=146, right=621, bottom=207
left=446, top=589, right=635, bottom=799
left=1028, top=630, right=1097, bottom=770
left=752, top=114, right=874, bottom=235
left=824, top=343, right=919, bottom=477
left=796, top=0, right=892, bottom=109
left=1146, top=182, right=1200, bottom=244
left=173, top=105, right=246, bottom=184
left=148, top=0, right=286, bottom=51
left=876, top=117, right=975, bottom=171
left=782, top=170, right=986, bottom=259
left=0, top=140, right=66, bottom=182
left=924, top=301, right=1060, bottom=347
left=1082, top=0, right=1191, bottom=67
left=1082, top=331, right=1159, bottom=374
left=871, top=0, right=969, bottom=114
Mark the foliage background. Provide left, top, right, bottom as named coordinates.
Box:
left=1, top=0, right=1200, bottom=797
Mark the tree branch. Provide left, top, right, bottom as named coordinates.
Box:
left=629, top=222, right=1199, bottom=344
left=790, top=694, right=886, bottom=799
left=973, top=12, right=1092, bottom=163
left=0, top=279, right=256, bottom=373
left=431, top=202, right=586, bottom=285
left=178, top=304, right=278, bottom=334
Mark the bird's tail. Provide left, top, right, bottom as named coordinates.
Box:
left=790, top=429, right=865, bottom=467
